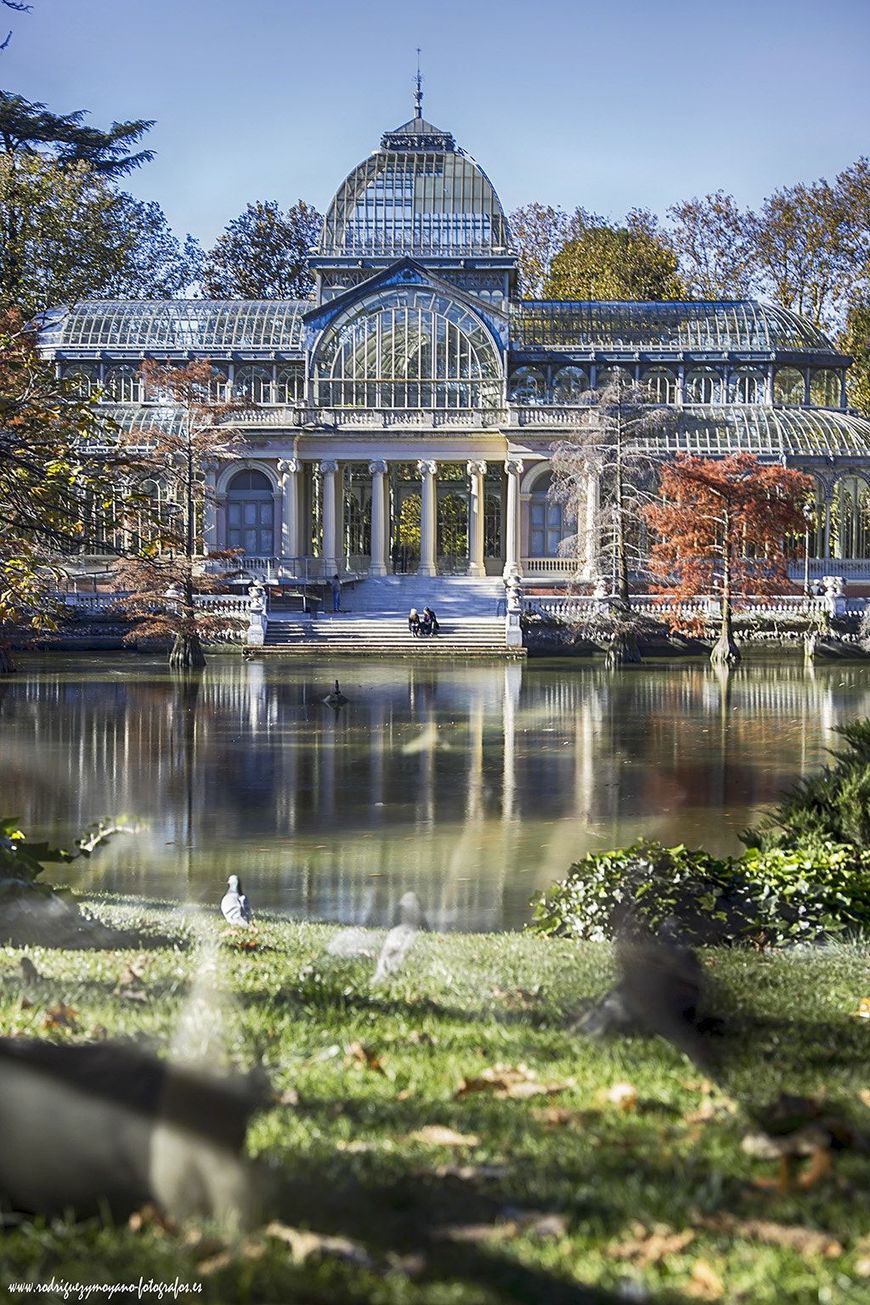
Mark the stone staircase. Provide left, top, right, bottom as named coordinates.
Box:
left=252, top=576, right=522, bottom=659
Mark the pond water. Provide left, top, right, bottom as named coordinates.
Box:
left=4, top=654, right=870, bottom=931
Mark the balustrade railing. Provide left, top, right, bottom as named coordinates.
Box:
left=523, top=594, right=842, bottom=620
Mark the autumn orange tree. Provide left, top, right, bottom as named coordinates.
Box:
left=0, top=308, right=133, bottom=672
left=643, top=453, right=813, bottom=666
left=114, top=358, right=244, bottom=671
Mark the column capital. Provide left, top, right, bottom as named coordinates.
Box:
left=368, top=459, right=388, bottom=475
left=277, top=457, right=300, bottom=475
left=504, top=458, right=524, bottom=477
left=417, top=459, right=438, bottom=477
left=467, top=459, right=488, bottom=477
left=319, top=459, right=338, bottom=475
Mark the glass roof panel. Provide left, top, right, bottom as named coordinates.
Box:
left=510, top=301, right=835, bottom=354
left=38, top=301, right=308, bottom=354
left=319, top=128, right=511, bottom=258
left=627, top=407, right=870, bottom=457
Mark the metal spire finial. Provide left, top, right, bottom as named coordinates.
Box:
left=414, top=48, right=423, bottom=118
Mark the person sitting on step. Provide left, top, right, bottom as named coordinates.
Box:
left=408, top=607, right=421, bottom=637
left=421, top=606, right=439, bottom=636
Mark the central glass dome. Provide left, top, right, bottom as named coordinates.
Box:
left=318, top=113, right=512, bottom=259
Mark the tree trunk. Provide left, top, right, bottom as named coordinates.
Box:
left=0, top=642, right=16, bottom=675
left=169, top=630, right=206, bottom=671
left=711, top=508, right=740, bottom=666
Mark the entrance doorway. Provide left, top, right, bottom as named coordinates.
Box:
left=226, top=469, right=275, bottom=555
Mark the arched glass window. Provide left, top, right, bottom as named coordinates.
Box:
left=63, top=363, right=100, bottom=398
left=729, top=368, right=766, bottom=404
left=596, top=365, right=632, bottom=390
left=275, top=364, right=304, bottom=404
left=103, top=364, right=142, bottom=403
left=642, top=368, right=677, bottom=404
left=832, top=476, right=870, bottom=559
left=811, top=369, right=841, bottom=408
left=528, top=471, right=564, bottom=558
left=685, top=367, right=722, bottom=405
left=774, top=368, right=805, bottom=405
left=315, top=287, right=502, bottom=410
left=508, top=366, right=547, bottom=404
left=234, top=365, right=273, bottom=404
left=552, top=366, right=588, bottom=404
left=209, top=366, right=229, bottom=404
left=226, top=469, right=275, bottom=556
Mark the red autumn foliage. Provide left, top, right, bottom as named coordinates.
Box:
left=643, top=453, right=813, bottom=639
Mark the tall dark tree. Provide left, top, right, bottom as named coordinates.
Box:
left=0, top=90, right=154, bottom=176
left=202, top=199, right=321, bottom=299
left=841, top=300, right=870, bottom=417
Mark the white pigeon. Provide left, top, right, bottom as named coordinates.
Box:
left=372, top=923, right=418, bottom=984
left=221, top=875, right=253, bottom=927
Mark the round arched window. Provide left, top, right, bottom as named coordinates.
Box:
left=552, top=366, right=588, bottom=404
left=314, top=287, right=502, bottom=410
left=509, top=367, right=547, bottom=404
left=234, top=365, right=273, bottom=404
left=685, top=368, right=722, bottom=405
left=226, top=470, right=275, bottom=556
left=275, top=365, right=303, bottom=404
left=811, top=369, right=841, bottom=408
left=63, top=363, right=100, bottom=398
left=103, top=364, right=142, bottom=403
left=642, top=368, right=677, bottom=404
left=729, top=368, right=765, bottom=404
left=528, top=470, right=564, bottom=558
left=774, top=368, right=805, bottom=405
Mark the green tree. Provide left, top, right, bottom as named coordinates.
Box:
left=0, top=90, right=153, bottom=176
left=840, top=300, right=870, bottom=416
left=203, top=199, right=321, bottom=299
left=667, top=191, right=754, bottom=298
left=544, top=209, right=685, bottom=301
left=0, top=154, right=201, bottom=313
left=747, top=161, right=870, bottom=329
left=0, top=309, right=132, bottom=672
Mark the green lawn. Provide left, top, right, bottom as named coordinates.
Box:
left=1, top=899, right=869, bottom=1304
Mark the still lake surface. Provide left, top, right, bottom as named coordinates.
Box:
left=5, top=654, right=870, bottom=931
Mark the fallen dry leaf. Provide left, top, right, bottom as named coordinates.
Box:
left=197, top=1239, right=264, bottom=1276
left=128, top=1203, right=176, bottom=1235
left=455, top=1063, right=572, bottom=1101
left=608, top=1222, right=695, bottom=1266
left=695, top=1214, right=842, bottom=1257
left=859, top=1089, right=870, bottom=1109
left=275, top=1086, right=300, bottom=1107
left=266, top=1220, right=373, bottom=1267
left=117, top=960, right=146, bottom=987
left=685, top=1259, right=724, bottom=1300
left=433, top=1162, right=509, bottom=1181
left=42, top=1003, right=79, bottom=1031
left=852, top=997, right=870, bottom=1020
left=606, top=1082, right=639, bottom=1112
left=345, top=1040, right=390, bottom=1076
left=531, top=1105, right=600, bottom=1128
left=406, top=1124, right=480, bottom=1148
left=440, top=1221, right=515, bottom=1244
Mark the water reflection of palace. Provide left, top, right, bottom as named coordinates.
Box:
left=5, top=659, right=870, bottom=930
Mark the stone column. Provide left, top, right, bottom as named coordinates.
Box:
left=582, top=468, right=599, bottom=580
left=368, top=459, right=388, bottom=576
left=320, top=459, right=338, bottom=576
left=202, top=462, right=218, bottom=554
left=503, top=459, right=524, bottom=578
left=466, top=460, right=487, bottom=577
left=277, top=458, right=300, bottom=560
left=417, top=459, right=438, bottom=577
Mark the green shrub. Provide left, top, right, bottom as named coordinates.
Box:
left=530, top=838, right=870, bottom=946
left=746, top=720, right=870, bottom=850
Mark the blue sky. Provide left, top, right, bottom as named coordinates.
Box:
left=5, top=0, right=870, bottom=247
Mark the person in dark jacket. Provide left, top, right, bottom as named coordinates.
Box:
left=421, top=606, right=439, bottom=635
